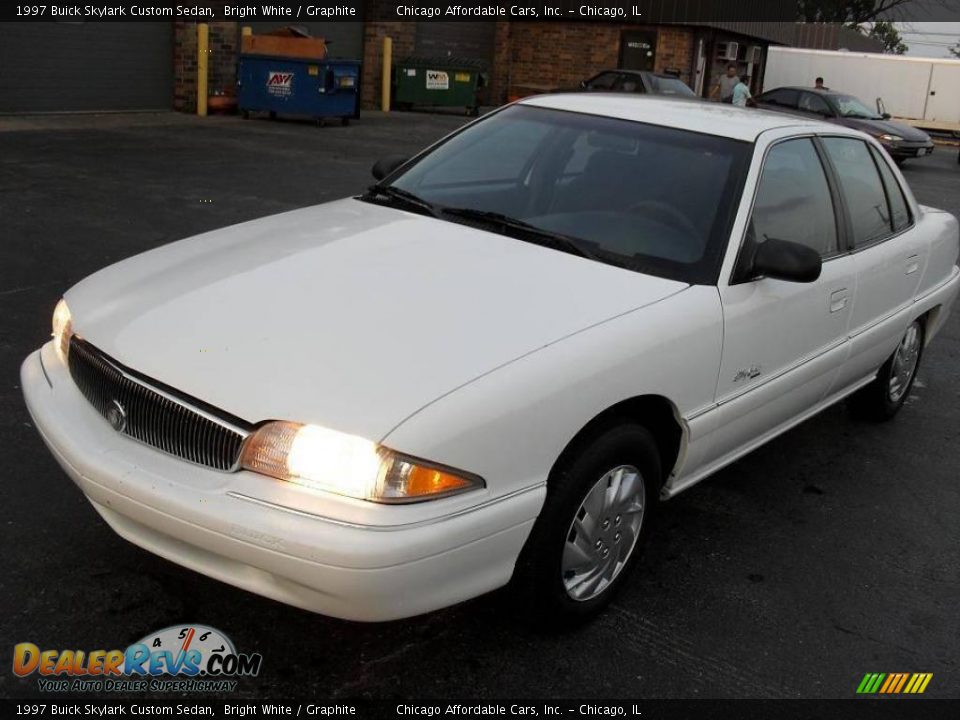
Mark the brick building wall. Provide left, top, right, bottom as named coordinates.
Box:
left=171, top=21, right=761, bottom=114
left=485, top=23, right=697, bottom=104
left=174, top=22, right=238, bottom=113
left=360, top=22, right=415, bottom=110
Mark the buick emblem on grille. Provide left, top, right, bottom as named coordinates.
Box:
left=106, top=399, right=127, bottom=432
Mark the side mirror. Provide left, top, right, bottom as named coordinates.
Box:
left=752, top=238, right=822, bottom=283
left=876, top=97, right=890, bottom=120
left=371, top=154, right=409, bottom=181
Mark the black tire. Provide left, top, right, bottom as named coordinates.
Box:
left=848, top=319, right=924, bottom=422
left=510, top=422, right=660, bottom=627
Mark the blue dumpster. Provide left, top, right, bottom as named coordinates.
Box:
left=238, top=55, right=360, bottom=125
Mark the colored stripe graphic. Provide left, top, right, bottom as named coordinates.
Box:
left=857, top=672, right=932, bottom=694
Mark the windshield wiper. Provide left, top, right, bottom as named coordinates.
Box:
left=361, top=185, right=440, bottom=217
left=440, top=207, right=600, bottom=262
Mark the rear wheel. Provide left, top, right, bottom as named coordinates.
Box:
left=849, top=320, right=923, bottom=421
left=511, top=423, right=659, bottom=625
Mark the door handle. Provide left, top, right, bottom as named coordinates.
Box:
left=906, top=255, right=920, bottom=276
left=829, top=289, right=849, bottom=313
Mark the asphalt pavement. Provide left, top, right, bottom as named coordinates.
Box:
left=1, top=111, right=958, bottom=700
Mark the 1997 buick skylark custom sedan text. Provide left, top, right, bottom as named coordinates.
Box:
left=22, top=96, right=959, bottom=623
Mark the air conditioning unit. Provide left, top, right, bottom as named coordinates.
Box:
left=717, top=42, right=739, bottom=61
left=748, top=46, right=763, bottom=64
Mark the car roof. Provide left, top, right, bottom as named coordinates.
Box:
left=594, top=69, right=679, bottom=79
left=763, top=87, right=846, bottom=97
left=519, top=93, right=830, bottom=142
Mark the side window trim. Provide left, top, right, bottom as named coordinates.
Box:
left=869, top=143, right=915, bottom=233
left=811, top=135, right=853, bottom=254
left=817, top=134, right=914, bottom=253
left=729, top=134, right=844, bottom=285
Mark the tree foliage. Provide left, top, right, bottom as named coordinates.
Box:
left=797, top=1, right=915, bottom=25
left=867, top=21, right=909, bottom=54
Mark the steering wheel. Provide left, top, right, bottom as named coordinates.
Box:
left=629, top=200, right=700, bottom=238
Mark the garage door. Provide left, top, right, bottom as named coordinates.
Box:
left=414, top=22, right=495, bottom=66
left=0, top=23, right=173, bottom=113
left=249, top=22, right=364, bottom=59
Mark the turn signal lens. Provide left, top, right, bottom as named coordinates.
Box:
left=51, top=299, right=72, bottom=363
left=240, top=421, right=483, bottom=503
left=375, top=455, right=476, bottom=501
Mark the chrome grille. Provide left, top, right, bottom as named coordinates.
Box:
left=67, top=337, right=251, bottom=471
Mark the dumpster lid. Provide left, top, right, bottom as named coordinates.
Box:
left=396, top=56, right=488, bottom=70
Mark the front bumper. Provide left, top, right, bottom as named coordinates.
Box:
left=22, top=343, right=542, bottom=621
left=884, top=140, right=935, bottom=158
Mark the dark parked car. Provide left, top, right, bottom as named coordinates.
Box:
left=556, top=70, right=697, bottom=98
left=754, top=87, right=934, bottom=164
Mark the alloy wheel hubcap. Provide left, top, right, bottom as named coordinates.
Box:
left=562, top=465, right=645, bottom=602
left=888, top=322, right=921, bottom=403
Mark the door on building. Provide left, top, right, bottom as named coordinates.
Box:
left=619, top=31, right=657, bottom=71
left=0, top=22, right=173, bottom=113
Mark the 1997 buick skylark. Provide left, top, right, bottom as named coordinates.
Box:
left=22, top=96, right=960, bottom=623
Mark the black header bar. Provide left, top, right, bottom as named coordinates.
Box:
left=5, top=699, right=960, bottom=719
left=4, top=1, right=958, bottom=23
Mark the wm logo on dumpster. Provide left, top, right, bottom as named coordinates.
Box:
left=856, top=672, right=933, bottom=694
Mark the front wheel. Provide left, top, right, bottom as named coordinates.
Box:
left=510, top=423, right=660, bottom=626
left=849, top=319, right=924, bottom=421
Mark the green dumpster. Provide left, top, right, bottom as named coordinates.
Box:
left=393, top=56, right=487, bottom=115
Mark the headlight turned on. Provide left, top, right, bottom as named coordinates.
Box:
left=240, top=421, right=484, bottom=503
left=51, top=298, right=72, bottom=363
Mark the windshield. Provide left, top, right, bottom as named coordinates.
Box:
left=383, top=105, right=750, bottom=284
left=834, top=94, right=881, bottom=120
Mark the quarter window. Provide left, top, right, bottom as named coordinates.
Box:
left=869, top=145, right=912, bottom=233
left=749, top=138, right=839, bottom=257
left=822, top=137, right=891, bottom=248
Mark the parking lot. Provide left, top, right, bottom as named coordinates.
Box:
left=1, top=110, right=958, bottom=699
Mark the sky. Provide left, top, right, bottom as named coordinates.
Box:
left=897, top=21, right=960, bottom=58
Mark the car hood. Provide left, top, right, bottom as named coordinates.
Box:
left=66, top=199, right=686, bottom=441
left=841, top=117, right=931, bottom=142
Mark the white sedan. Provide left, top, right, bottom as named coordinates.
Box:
left=22, top=95, right=960, bottom=623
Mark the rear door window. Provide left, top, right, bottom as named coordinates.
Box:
left=869, top=145, right=912, bottom=233
left=587, top=72, right=620, bottom=91
left=761, top=88, right=799, bottom=109
left=821, top=137, right=893, bottom=247
left=799, top=92, right=832, bottom=117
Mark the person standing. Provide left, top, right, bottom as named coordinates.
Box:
left=732, top=78, right=753, bottom=107
left=815, top=77, right=828, bottom=89
left=712, top=63, right=740, bottom=103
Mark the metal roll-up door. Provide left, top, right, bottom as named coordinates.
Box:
left=0, top=22, right=173, bottom=113
left=414, top=22, right=496, bottom=67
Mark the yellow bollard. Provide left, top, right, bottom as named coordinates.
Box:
left=197, top=23, right=209, bottom=117
left=381, top=36, right=392, bottom=113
